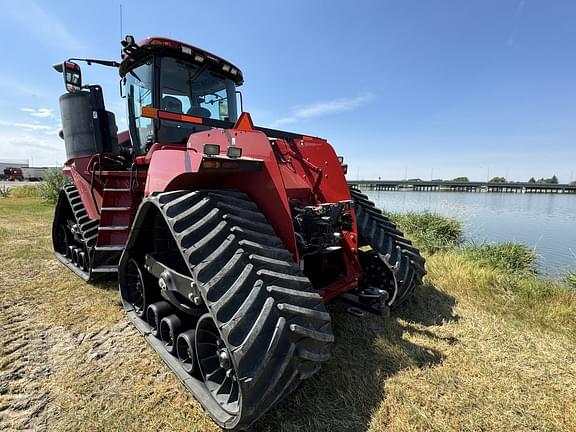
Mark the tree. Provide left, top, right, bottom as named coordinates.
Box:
left=528, top=177, right=536, bottom=183
left=537, top=176, right=559, bottom=184
left=571, top=180, right=576, bottom=186
left=489, top=176, right=506, bottom=183
left=452, top=176, right=469, bottom=182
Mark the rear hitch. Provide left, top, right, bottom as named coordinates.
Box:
left=337, top=288, right=390, bottom=317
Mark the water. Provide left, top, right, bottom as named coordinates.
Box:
left=365, top=190, right=576, bottom=278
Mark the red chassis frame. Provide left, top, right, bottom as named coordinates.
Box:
left=63, top=113, right=362, bottom=302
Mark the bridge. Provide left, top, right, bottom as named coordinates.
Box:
left=348, top=180, right=576, bottom=194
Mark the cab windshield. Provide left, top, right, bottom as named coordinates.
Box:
left=125, top=56, right=240, bottom=153
left=157, top=56, right=238, bottom=144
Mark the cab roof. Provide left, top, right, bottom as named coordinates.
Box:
left=119, top=36, right=244, bottom=86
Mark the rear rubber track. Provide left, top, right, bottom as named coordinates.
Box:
left=52, top=184, right=99, bottom=281
left=350, top=187, right=426, bottom=306
left=120, top=190, right=334, bottom=430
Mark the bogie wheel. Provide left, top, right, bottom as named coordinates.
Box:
left=176, top=329, right=197, bottom=374
left=196, top=313, right=240, bottom=416
left=123, top=258, right=149, bottom=318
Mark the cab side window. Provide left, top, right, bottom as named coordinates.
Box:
left=126, top=60, right=154, bottom=155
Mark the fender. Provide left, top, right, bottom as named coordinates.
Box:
left=144, top=128, right=298, bottom=258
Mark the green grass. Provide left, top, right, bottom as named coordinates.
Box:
left=7, top=184, right=42, bottom=198
left=460, top=241, right=539, bottom=275
left=386, top=211, right=463, bottom=253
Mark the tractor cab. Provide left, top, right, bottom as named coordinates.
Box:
left=54, top=36, right=244, bottom=162
left=119, top=37, right=243, bottom=155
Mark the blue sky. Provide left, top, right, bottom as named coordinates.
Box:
left=0, top=0, right=575, bottom=182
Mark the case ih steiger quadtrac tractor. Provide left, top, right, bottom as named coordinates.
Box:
left=51, top=35, right=425, bottom=430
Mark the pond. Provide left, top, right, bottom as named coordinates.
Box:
left=364, top=190, right=576, bottom=278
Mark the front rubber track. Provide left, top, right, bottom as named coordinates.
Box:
left=124, top=190, right=334, bottom=430
left=350, top=187, right=426, bottom=307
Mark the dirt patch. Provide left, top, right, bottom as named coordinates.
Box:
left=0, top=295, right=139, bottom=432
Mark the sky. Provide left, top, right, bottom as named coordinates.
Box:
left=0, top=0, right=575, bottom=182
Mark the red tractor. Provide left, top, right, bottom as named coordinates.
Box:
left=4, top=167, right=25, bottom=181
left=52, top=35, right=425, bottom=430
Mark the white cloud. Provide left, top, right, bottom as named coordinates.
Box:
left=21, top=107, right=54, bottom=118
left=0, top=129, right=64, bottom=165
left=272, top=93, right=374, bottom=126
left=0, top=120, right=57, bottom=133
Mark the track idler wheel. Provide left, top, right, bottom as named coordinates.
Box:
left=160, top=314, right=183, bottom=354
left=54, top=223, right=69, bottom=255
left=123, top=258, right=149, bottom=318
left=176, top=329, right=197, bottom=374
left=195, top=313, right=240, bottom=415
left=146, top=301, right=173, bottom=337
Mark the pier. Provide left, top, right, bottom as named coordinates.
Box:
left=348, top=180, right=576, bottom=194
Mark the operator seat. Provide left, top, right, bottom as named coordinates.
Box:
left=187, top=106, right=211, bottom=118
left=161, top=96, right=182, bottom=113
left=157, top=95, right=210, bottom=144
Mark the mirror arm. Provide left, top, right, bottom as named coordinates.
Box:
left=67, top=58, right=120, bottom=68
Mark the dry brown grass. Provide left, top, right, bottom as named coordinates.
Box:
left=1, top=196, right=575, bottom=431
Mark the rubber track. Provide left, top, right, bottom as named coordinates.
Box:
left=53, top=185, right=100, bottom=280
left=350, top=187, right=426, bottom=306
left=129, top=190, right=334, bottom=430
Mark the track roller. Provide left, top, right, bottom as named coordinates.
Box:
left=72, top=247, right=80, bottom=266
left=176, top=329, right=197, bottom=374
left=160, top=314, right=183, bottom=354
left=146, top=301, right=173, bottom=337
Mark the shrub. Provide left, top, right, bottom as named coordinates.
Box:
left=461, top=242, right=538, bottom=275
left=386, top=211, right=463, bottom=253
left=0, top=184, right=10, bottom=198
left=39, top=168, right=70, bottom=203
left=566, top=272, right=576, bottom=289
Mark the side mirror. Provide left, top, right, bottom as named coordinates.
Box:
left=53, top=61, right=82, bottom=92
left=218, top=100, right=229, bottom=120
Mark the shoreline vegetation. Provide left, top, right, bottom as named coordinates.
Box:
left=387, top=210, right=576, bottom=335
left=1, top=192, right=575, bottom=430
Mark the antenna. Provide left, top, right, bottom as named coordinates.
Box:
left=119, top=4, right=123, bottom=52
